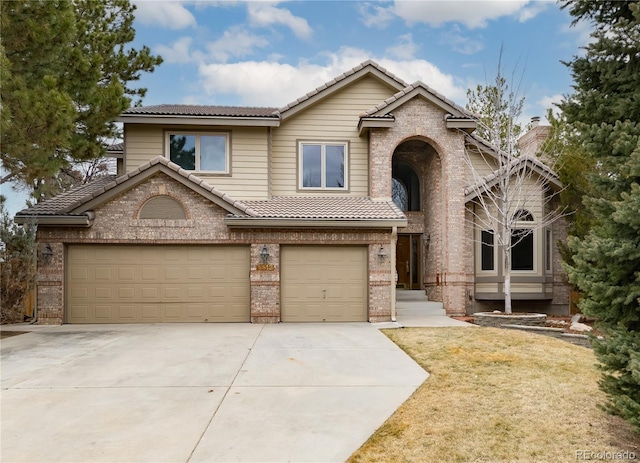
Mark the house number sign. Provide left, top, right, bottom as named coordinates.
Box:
left=256, top=264, right=275, bottom=271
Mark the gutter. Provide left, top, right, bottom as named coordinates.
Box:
left=224, top=217, right=408, bottom=229
left=14, top=212, right=95, bottom=227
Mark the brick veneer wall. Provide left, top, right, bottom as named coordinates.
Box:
left=34, top=173, right=394, bottom=324
left=369, top=98, right=469, bottom=315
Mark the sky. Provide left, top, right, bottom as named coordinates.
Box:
left=2, top=0, right=593, bottom=218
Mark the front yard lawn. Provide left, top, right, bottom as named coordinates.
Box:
left=348, top=327, right=639, bottom=463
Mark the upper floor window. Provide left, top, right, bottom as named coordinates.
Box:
left=299, top=142, right=347, bottom=190
left=166, top=132, right=229, bottom=173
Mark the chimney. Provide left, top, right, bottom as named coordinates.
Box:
left=531, top=116, right=540, bottom=128
left=518, top=116, right=550, bottom=160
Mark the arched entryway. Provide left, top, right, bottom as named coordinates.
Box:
left=392, top=138, right=442, bottom=294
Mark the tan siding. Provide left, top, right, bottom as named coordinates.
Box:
left=466, top=149, right=498, bottom=182
left=124, top=124, right=269, bottom=200
left=271, top=76, right=398, bottom=196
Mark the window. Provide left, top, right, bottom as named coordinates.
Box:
left=545, top=229, right=552, bottom=272
left=392, top=178, right=408, bottom=211
left=299, top=142, right=347, bottom=189
left=511, top=229, right=534, bottom=271
left=392, top=161, right=420, bottom=211
left=481, top=230, right=495, bottom=271
left=167, top=132, right=229, bottom=173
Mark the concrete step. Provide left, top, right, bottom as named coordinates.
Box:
left=395, top=290, right=446, bottom=317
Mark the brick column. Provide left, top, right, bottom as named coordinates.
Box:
left=249, top=243, right=280, bottom=323
left=35, top=241, right=64, bottom=325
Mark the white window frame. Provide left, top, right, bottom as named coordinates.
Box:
left=165, top=131, right=230, bottom=174
left=479, top=229, right=497, bottom=273
left=298, top=141, right=348, bottom=190
left=545, top=228, right=553, bottom=272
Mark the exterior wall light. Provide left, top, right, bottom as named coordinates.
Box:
left=378, top=245, right=387, bottom=261
left=260, top=245, right=270, bottom=264
left=41, top=243, right=54, bottom=265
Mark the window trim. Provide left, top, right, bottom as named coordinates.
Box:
left=545, top=228, right=552, bottom=272
left=510, top=228, right=536, bottom=272
left=297, top=140, right=349, bottom=191
left=480, top=229, right=496, bottom=272
left=164, top=130, right=231, bottom=175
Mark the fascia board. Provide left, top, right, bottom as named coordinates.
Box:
left=71, top=165, right=248, bottom=216
left=224, top=217, right=408, bottom=229
left=14, top=214, right=94, bottom=227
left=279, top=67, right=406, bottom=121
left=357, top=117, right=396, bottom=135
left=117, top=115, right=280, bottom=127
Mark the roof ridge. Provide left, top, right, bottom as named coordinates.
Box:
left=362, top=81, right=473, bottom=118
left=275, top=60, right=409, bottom=115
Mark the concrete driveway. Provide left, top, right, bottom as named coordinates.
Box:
left=1, top=323, right=427, bottom=463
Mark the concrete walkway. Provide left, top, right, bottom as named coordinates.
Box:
left=1, top=323, right=427, bottom=463
left=376, top=290, right=474, bottom=328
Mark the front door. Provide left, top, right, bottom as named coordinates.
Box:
left=396, top=234, right=421, bottom=289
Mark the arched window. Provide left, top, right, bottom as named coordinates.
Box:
left=138, top=195, right=187, bottom=219
left=392, top=162, right=420, bottom=211
left=392, top=178, right=408, bottom=211
left=513, top=209, right=534, bottom=221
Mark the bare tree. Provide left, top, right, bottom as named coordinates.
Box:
left=461, top=59, right=567, bottom=314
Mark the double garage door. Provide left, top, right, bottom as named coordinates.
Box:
left=66, top=245, right=368, bottom=323
left=67, top=245, right=250, bottom=323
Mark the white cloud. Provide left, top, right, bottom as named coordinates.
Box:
left=359, top=0, right=542, bottom=30
left=394, top=0, right=530, bottom=28
left=206, top=26, right=270, bottom=62
left=440, top=25, right=484, bottom=55
left=537, top=94, right=563, bottom=117
left=197, top=48, right=467, bottom=107
left=385, top=33, right=418, bottom=60
left=247, top=2, right=312, bottom=39
left=517, top=1, right=550, bottom=23
left=358, top=2, right=397, bottom=28
left=132, top=1, right=197, bottom=29
left=155, top=37, right=196, bottom=64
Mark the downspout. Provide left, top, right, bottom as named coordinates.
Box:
left=391, top=226, right=398, bottom=322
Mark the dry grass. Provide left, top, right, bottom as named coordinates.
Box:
left=348, top=327, right=640, bottom=463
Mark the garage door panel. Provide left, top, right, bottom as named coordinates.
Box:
left=281, top=246, right=367, bottom=322
left=67, top=245, right=250, bottom=323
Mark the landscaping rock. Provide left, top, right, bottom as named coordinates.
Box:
left=571, top=313, right=587, bottom=324
left=570, top=322, right=592, bottom=332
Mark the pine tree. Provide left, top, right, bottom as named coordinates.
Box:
left=1, top=0, right=162, bottom=200
left=559, top=0, right=640, bottom=432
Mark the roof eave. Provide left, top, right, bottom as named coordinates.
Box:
left=357, top=116, right=396, bottom=136
left=445, top=117, right=477, bottom=133
left=224, top=217, right=408, bottom=229
left=117, top=114, right=280, bottom=127
left=14, top=213, right=95, bottom=227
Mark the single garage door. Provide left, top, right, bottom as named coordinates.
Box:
left=281, top=246, right=367, bottom=322
left=67, top=245, right=250, bottom=323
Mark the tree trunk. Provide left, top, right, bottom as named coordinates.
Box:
left=504, top=252, right=512, bottom=314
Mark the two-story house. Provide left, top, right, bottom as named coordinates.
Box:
left=16, top=60, right=569, bottom=324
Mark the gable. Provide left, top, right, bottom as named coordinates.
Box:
left=270, top=75, right=399, bottom=197
left=277, top=60, right=408, bottom=121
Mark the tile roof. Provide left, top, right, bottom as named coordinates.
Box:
left=16, top=176, right=117, bottom=216
left=241, top=196, right=405, bottom=220
left=16, top=157, right=256, bottom=218
left=464, top=154, right=561, bottom=200
left=107, top=142, right=124, bottom=152
left=122, top=104, right=279, bottom=118
left=361, top=82, right=474, bottom=118
left=276, top=60, right=409, bottom=115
